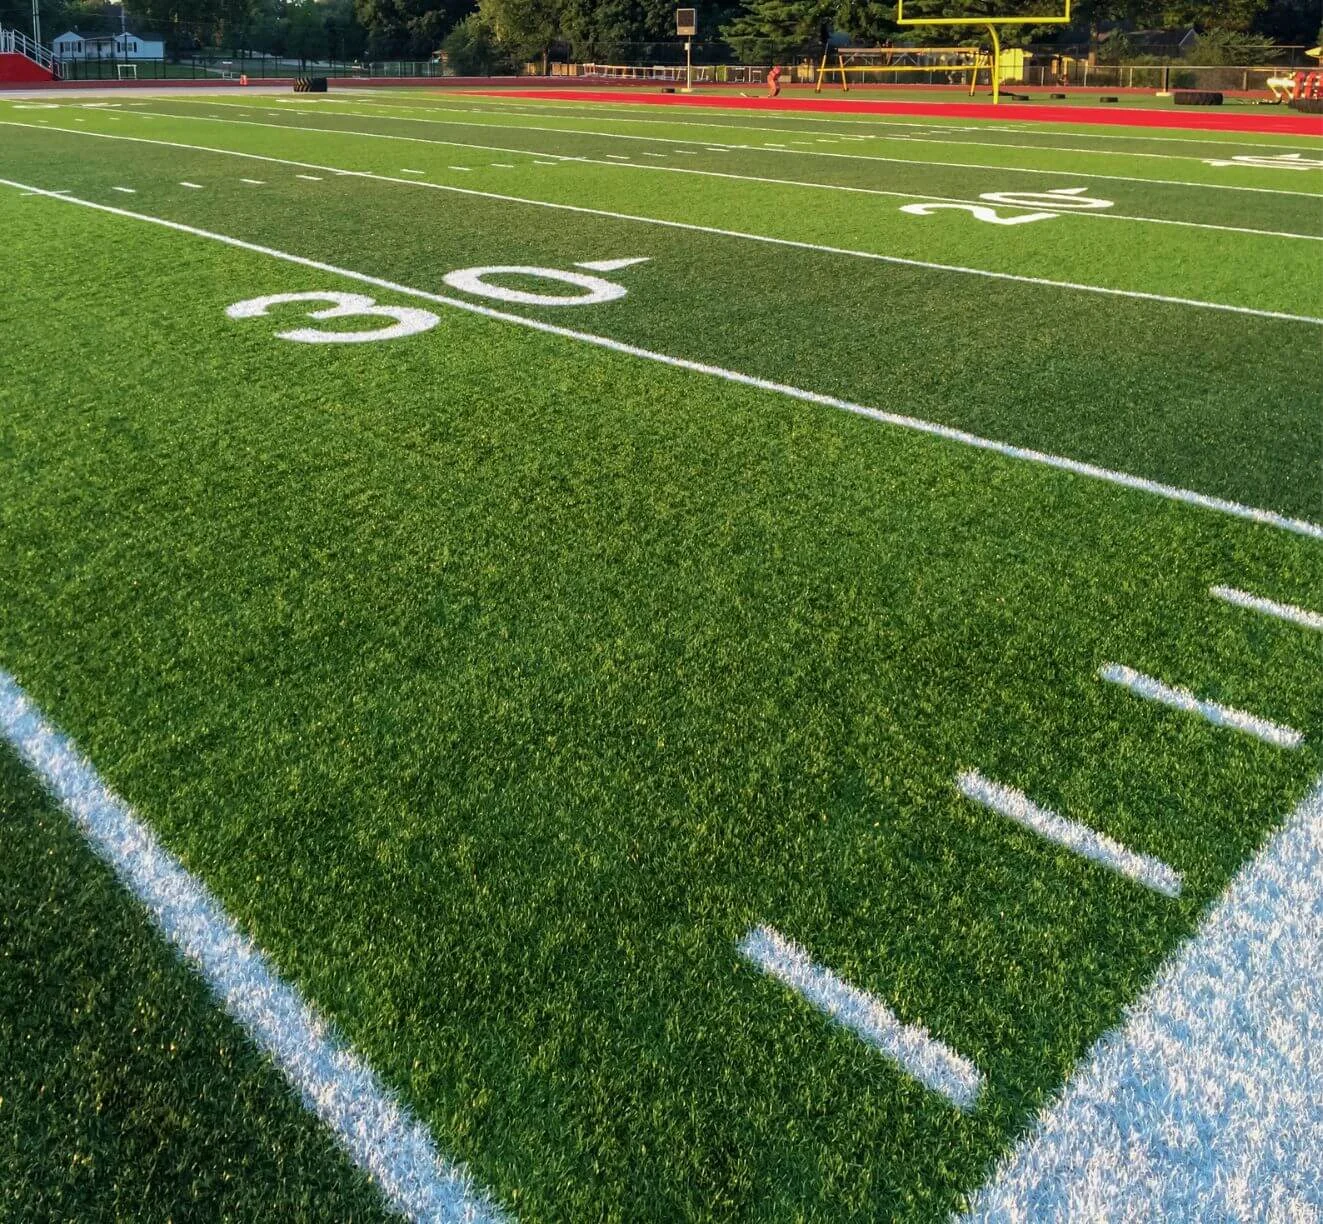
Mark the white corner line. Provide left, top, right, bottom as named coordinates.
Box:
left=0, top=669, right=508, bottom=1223
left=1, top=177, right=1319, bottom=544
left=1099, top=663, right=1303, bottom=749
left=738, top=924, right=983, bottom=1110
left=963, top=777, right=1323, bottom=1220
left=957, top=769, right=1182, bottom=897
left=1210, top=585, right=1323, bottom=632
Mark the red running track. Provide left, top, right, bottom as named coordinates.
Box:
left=471, top=87, right=1323, bottom=137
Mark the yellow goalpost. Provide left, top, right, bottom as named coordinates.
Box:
left=816, top=0, right=1072, bottom=104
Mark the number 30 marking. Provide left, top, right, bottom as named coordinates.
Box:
left=225, top=292, right=440, bottom=344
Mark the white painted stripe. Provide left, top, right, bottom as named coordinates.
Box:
left=295, top=173, right=322, bottom=180
left=2, top=176, right=1319, bottom=542
left=449, top=165, right=472, bottom=171
left=158, top=107, right=1320, bottom=241
left=400, top=167, right=425, bottom=174
left=957, top=769, right=1181, bottom=897
left=738, top=924, right=983, bottom=1110
left=641, top=151, right=666, bottom=157
left=532, top=160, right=557, bottom=166
left=965, top=778, right=1323, bottom=1220
left=179, top=181, right=203, bottom=188
left=111, top=186, right=136, bottom=193
left=213, top=99, right=1323, bottom=200
left=491, top=162, right=515, bottom=168
left=1210, top=585, right=1323, bottom=632
left=9, top=123, right=1319, bottom=324
left=0, top=669, right=506, bottom=1224
left=240, top=177, right=265, bottom=184
left=1099, top=663, right=1303, bottom=748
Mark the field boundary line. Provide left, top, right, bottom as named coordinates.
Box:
left=6, top=123, right=1321, bottom=326
left=957, top=770, right=1181, bottom=896
left=136, top=107, right=1321, bottom=243
left=325, top=92, right=1323, bottom=153
left=1099, top=663, right=1304, bottom=748
left=0, top=669, right=509, bottom=1224
left=964, top=777, right=1323, bottom=1219
left=4, top=174, right=1321, bottom=541
left=169, top=98, right=1323, bottom=201
left=1210, top=586, right=1323, bottom=632
left=738, top=924, right=983, bottom=1109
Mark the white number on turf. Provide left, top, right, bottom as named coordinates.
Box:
left=899, top=202, right=1056, bottom=226
left=978, top=187, right=1114, bottom=210
left=442, top=265, right=629, bottom=307
left=225, top=292, right=439, bottom=343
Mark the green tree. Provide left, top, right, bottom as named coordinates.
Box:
left=478, top=0, right=559, bottom=69
left=441, top=9, right=509, bottom=70
left=721, top=0, right=824, bottom=63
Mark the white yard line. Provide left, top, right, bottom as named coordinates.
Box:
left=2, top=174, right=1319, bottom=543
left=295, top=173, right=322, bottom=180
left=123, top=108, right=1323, bottom=240
left=957, top=770, right=1181, bottom=896
left=7, top=123, right=1321, bottom=321
left=179, top=181, right=203, bottom=189
left=348, top=92, right=1323, bottom=151
left=239, top=177, right=265, bottom=184
left=208, top=98, right=1323, bottom=201
left=1210, top=586, right=1323, bottom=632
left=0, top=669, right=508, bottom=1224
left=111, top=185, right=136, bottom=193
left=965, top=778, right=1323, bottom=1220
left=1099, top=663, right=1303, bottom=749
left=738, top=924, right=983, bottom=1110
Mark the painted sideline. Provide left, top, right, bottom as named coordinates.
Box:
left=738, top=924, right=983, bottom=1110
left=0, top=669, right=507, bottom=1223
left=4, top=175, right=1321, bottom=543
left=964, top=779, right=1323, bottom=1220
left=5, top=122, right=1321, bottom=327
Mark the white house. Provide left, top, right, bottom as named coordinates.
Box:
left=52, top=30, right=164, bottom=59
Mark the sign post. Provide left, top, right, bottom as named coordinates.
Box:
left=676, top=8, right=696, bottom=93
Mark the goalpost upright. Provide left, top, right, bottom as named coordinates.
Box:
left=889, top=0, right=1072, bottom=104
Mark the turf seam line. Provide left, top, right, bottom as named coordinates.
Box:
left=182, top=99, right=1323, bottom=201
left=737, top=924, right=983, bottom=1110
left=957, top=770, right=1181, bottom=897
left=964, top=777, right=1323, bottom=1219
left=1209, top=586, right=1323, bottom=632
left=3, top=176, right=1319, bottom=542
left=1098, top=664, right=1303, bottom=748
left=8, top=124, right=1320, bottom=324
left=0, top=669, right=509, bottom=1224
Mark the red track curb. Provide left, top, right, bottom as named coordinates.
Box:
left=470, top=86, right=1323, bottom=136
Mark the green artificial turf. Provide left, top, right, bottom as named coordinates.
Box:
left=0, top=745, right=395, bottom=1222
left=1, top=95, right=1320, bottom=1220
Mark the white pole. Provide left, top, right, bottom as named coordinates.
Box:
left=31, top=0, right=41, bottom=46
left=685, top=38, right=692, bottom=92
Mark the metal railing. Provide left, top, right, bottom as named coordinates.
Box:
left=0, top=24, right=58, bottom=74
left=53, top=57, right=452, bottom=81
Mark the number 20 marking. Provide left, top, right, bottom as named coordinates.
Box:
left=225, top=292, right=440, bottom=344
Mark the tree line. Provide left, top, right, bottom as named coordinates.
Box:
left=3, top=0, right=1314, bottom=67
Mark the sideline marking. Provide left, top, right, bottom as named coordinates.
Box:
left=738, top=924, right=983, bottom=1110
left=1210, top=585, right=1323, bottom=632
left=0, top=670, right=508, bottom=1224
left=8, top=123, right=1321, bottom=323
left=1099, top=663, right=1303, bottom=749
left=957, top=770, right=1181, bottom=896
left=965, top=779, right=1323, bottom=1219
left=2, top=177, right=1319, bottom=542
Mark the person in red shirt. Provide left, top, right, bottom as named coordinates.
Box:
left=766, top=63, right=782, bottom=98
